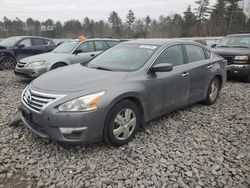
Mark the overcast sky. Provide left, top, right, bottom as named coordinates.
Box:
left=1, top=0, right=245, bottom=22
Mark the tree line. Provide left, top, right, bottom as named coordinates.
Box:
left=0, top=0, right=249, bottom=39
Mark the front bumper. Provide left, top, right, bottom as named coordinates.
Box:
left=227, top=64, right=250, bottom=77
left=20, top=102, right=106, bottom=144
left=14, top=66, right=48, bottom=78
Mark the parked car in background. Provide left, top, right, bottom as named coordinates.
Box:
left=15, top=38, right=120, bottom=78
left=211, top=33, right=250, bottom=82
left=0, top=36, right=56, bottom=70
left=20, top=39, right=226, bottom=146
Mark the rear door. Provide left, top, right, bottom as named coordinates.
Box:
left=71, top=41, right=96, bottom=64
left=184, top=44, right=213, bottom=103
left=94, top=40, right=109, bottom=54
left=15, top=38, right=34, bottom=62
left=31, top=38, right=49, bottom=54
left=147, top=44, right=190, bottom=118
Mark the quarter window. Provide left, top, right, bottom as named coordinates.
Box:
left=107, top=41, right=119, bottom=47
left=154, top=45, right=184, bottom=66
left=95, top=41, right=109, bottom=51
left=185, top=45, right=206, bottom=63
left=19, top=39, right=32, bottom=47
left=76, top=42, right=95, bottom=53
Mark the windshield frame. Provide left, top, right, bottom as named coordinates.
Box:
left=0, top=37, right=21, bottom=47
left=216, top=36, right=250, bottom=48
left=52, top=41, right=80, bottom=53
left=87, top=43, right=160, bottom=72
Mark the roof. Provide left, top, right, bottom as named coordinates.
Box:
left=124, top=38, right=186, bottom=46
left=227, top=33, right=250, bottom=37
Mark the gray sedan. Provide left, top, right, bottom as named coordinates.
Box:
left=14, top=39, right=119, bottom=78
left=20, top=39, right=227, bottom=146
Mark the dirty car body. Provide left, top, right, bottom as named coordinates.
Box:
left=20, top=39, right=227, bottom=145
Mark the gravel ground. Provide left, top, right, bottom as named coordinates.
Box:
left=0, top=70, right=249, bottom=188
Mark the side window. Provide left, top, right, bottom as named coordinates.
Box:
left=32, top=38, right=45, bottom=46
left=95, top=41, right=109, bottom=51
left=19, top=39, right=32, bottom=47
left=107, top=41, right=119, bottom=47
left=185, top=45, right=206, bottom=63
left=77, top=42, right=95, bottom=53
left=154, top=45, right=184, bottom=66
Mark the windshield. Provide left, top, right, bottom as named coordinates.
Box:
left=217, top=36, right=250, bottom=48
left=0, top=37, right=21, bottom=47
left=88, top=44, right=158, bottom=71
left=52, top=41, right=79, bottom=53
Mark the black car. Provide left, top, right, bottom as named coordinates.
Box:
left=211, top=33, right=250, bottom=82
left=0, top=36, right=56, bottom=70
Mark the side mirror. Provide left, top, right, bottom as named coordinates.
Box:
left=211, top=44, right=216, bottom=48
left=18, top=44, right=25, bottom=49
left=73, top=49, right=82, bottom=55
left=151, top=63, right=173, bottom=73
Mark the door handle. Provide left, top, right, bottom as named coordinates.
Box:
left=181, top=72, right=189, bottom=77
left=90, top=54, right=95, bottom=57
left=207, top=65, right=213, bottom=69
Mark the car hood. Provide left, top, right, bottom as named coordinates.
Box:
left=31, top=64, right=130, bottom=92
left=21, top=52, right=70, bottom=63
left=211, top=47, right=250, bottom=56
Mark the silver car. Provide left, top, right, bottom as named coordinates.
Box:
left=20, top=39, right=227, bottom=146
left=14, top=39, right=120, bottom=78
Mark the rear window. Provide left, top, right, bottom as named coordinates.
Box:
left=185, top=44, right=206, bottom=63
left=33, top=38, right=45, bottom=46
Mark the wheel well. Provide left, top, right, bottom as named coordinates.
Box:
left=51, top=62, right=67, bottom=69
left=214, top=75, right=222, bottom=90
left=0, top=52, right=15, bottom=61
left=122, top=97, right=145, bottom=125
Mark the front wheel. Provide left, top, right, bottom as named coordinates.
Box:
left=244, top=73, right=250, bottom=83
left=203, top=77, right=221, bottom=105
left=104, top=100, right=140, bottom=146
left=0, top=56, right=16, bottom=70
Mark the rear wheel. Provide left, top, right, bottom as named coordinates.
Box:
left=0, top=56, right=16, bottom=70
left=203, top=77, right=221, bottom=105
left=51, top=63, right=67, bottom=70
left=104, top=100, right=140, bottom=146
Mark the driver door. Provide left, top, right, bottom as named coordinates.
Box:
left=147, top=44, right=190, bottom=119
left=71, top=41, right=97, bottom=64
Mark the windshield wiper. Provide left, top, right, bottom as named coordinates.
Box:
left=230, top=46, right=249, bottom=49
left=89, top=66, right=113, bottom=71
left=217, top=45, right=229, bottom=48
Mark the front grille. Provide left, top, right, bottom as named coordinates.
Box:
left=22, top=87, right=62, bottom=113
left=220, top=55, right=234, bottom=65
left=17, top=62, right=27, bottom=68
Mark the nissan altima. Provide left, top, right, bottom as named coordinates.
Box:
left=20, top=39, right=227, bottom=146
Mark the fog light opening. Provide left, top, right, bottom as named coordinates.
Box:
left=59, top=127, right=87, bottom=134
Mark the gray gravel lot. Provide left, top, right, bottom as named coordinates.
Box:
left=0, top=70, right=249, bottom=188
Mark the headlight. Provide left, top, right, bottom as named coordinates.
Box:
left=58, top=91, right=105, bottom=112
left=27, top=61, right=45, bottom=67
left=234, top=56, right=249, bottom=61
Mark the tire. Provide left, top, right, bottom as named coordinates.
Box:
left=0, top=56, right=16, bottom=70
left=203, top=77, right=221, bottom=105
left=104, top=100, right=140, bottom=146
left=244, top=73, right=250, bottom=83
left=51, top=63, right=66, bottom=70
